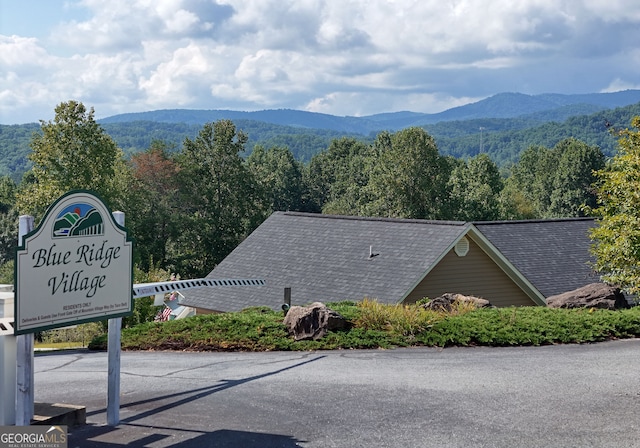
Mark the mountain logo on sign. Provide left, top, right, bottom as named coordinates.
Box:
left=52, top=202, right=104, bottom=238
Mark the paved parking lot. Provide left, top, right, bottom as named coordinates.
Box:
left=34, top=340, right=640, bottom=447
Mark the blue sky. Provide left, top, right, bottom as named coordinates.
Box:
left=2, top=0, right=640, bottom=124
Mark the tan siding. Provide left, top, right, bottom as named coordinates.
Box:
left=194, top=307, right=221, bottom=315
left=404, top=239, right=536, bottom=307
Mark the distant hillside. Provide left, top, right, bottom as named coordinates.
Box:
left=100, top=109, right=373, bottom=134
left=1, top=91, right=640, bottom=181
left=100, top=90, right=640, bottom=132
left=418, top=90, right=640, bottom=123
left=433, top=101, right=640, bottom=165
left=102, top=119, right=366, bottom=161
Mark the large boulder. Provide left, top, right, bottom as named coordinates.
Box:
left=420, top=293, right=492, bottom=311
left=546, top=283, right=628, bottom=310
left=283, top=302, right=349, bottom=341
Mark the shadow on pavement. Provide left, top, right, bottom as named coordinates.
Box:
left=69, top=426, right=305, bottom=447
left=69, top=355, right=324, bottom=447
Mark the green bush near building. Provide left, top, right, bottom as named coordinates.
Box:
left=88, top=301, right=640, bottom=351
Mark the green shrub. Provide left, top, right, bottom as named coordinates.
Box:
left=88, top=302, right=640, bottom=352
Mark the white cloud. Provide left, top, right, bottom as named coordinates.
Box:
left=139, top=42, right=212, bottom=105
left=0, top=35, right=51, bottom=69
left=601, top=78, right=640, bottom=93
left=305, top=90, right=484, bottom=117
left=2, top=0, right=640, bottom=123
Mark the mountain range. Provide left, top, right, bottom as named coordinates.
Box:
left=99, top=90, right=640, bottom=135
left=2, top=90, right=640, bottom=181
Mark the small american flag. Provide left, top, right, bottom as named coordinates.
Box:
left=160, top=306, right=172, bottom=321
left=155, top=306, right=172, bottom=322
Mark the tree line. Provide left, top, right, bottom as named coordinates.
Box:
left=0, top=101, right=610, bottom=284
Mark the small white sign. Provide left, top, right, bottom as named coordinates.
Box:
left=15, top=191, right=133, bottom=334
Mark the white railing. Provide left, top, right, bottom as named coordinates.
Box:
left=0, top=317, right=13, bottom=336
left=132, top=278, right=265, bottom=298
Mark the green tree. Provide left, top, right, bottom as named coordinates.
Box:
left=448, top=153, right=503, bottom=221
left=498, top=180, right=537, bottom=220
left=127, top=141, right=181, bottom=271
left=506, top=145, right=556, bottom=218
left=16, top=101, right=130, bottom=218
left=174, top=120, right=262, bottom=278
left=0, top=176, right=18, bottom=267
left=365, top=128, right=453, bottom=219
left=589, top=117, right=640, bottom=293
left=306, top=137, right=372, bottom=215
left=247, top=145, right=307, bottom=213
left=548, top=138, right=605, bottom=217
left=506, top=139, right=604, bottom=218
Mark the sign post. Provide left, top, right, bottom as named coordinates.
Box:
left=16, top=215, right=34, bottom=426
left=107, top=211, right=125, bottom=426
left=0, top=285, right=16, bottom=425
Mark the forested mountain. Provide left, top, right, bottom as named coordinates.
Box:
left=428, top=101, right=640, bottom=165
left=100, top=90, right=640, bottom=131
left=1, top=90, right=640, bottom=181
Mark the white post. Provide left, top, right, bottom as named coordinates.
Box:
left=0, top=286, right=16, bottom=425
left=16, top=215, right=34, bottom=426
left=15, top=334, right=33, bottom=426
left=107, top=211, right=124, bottom=426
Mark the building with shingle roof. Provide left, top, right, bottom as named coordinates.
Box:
left=474, top=218, right=598, bottom=298
left=179, top=212, right=597, bottom=313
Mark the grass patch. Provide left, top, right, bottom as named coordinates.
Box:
left=36, top=322, right=104, bottom=349
left=88, top=301, right=640, bottom=351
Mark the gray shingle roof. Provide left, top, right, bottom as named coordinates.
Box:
left=180, top=212, right=469, bottom=312
left=474, top=218, right=597, bottom=298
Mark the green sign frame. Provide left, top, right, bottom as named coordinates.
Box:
left=14, top=190, right=133, bottom=334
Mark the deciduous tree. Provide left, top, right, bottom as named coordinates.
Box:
left=306, top=137, right=372, bottom=215
left=548, top=138, right=604, bottom=217
left=247, top=145, right=307, bottom=213
left=506, top=139, right=604, bottom=218
left=589, top=117, right=640, bottom=293
left=127, top=141, right=181, bottom=270
left=174, top=120, right=262, bottom=277
left=448, top=153, right=503, bottom=221
left=0, top=176, right=18, bottom=266
left=365, top=128, right=453, bottom=219
left=16, top=101, right=130, bottom=218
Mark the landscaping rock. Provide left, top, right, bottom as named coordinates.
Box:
left=421, top=293, right=492, bottom=311
left=546, top=283, right=628, bottom=310
left=283, top=302, right=349, bottom=341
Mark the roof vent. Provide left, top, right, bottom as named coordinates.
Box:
left=455, top=237, right=469, bottom=257
left=369, top=245, right=380, bottom=259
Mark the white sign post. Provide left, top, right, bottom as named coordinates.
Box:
left=16, top=215, right=34, bottom=426
left=107, top=211, right=124, bottom=426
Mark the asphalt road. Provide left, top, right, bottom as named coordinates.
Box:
left=33, top=340, right=640, bottom=448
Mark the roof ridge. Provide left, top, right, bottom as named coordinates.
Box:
left=473, top=217, right=596, bottom=225
left=280, top=211, right=467, bottom=226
